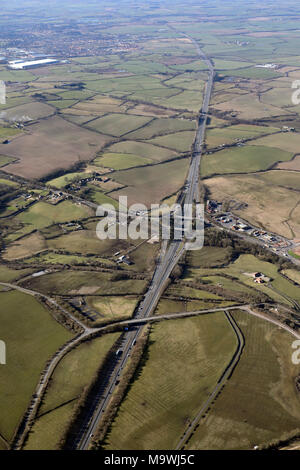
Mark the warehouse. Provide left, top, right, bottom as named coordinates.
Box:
left=8, top=58, right=60, bottom=70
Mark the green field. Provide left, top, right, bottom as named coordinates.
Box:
left=146, top=131, right=196, bottom=152
left=201, top=145, right=293, bottom=178
left=94, top=152, right=152, bottom=170
left=105, top=313, right=237, bottom=450
left=24, top=333, right=120, bottom=450
left=47, top=172, right=92, bottom=188
left=10, top=200, right=91, bottom=239
left=248, top=132, right=300, bottom=154
left=0, top=290, right=73, bottom=443
left=205, top=125, right=279, bottom=149
left=22, top=252, right=115, bottom=267
left=0, top=155, right=17, bottom=167
left=220, top=66, right=282, bottom=79
left=0, top=265, right=34, bottom=282
left=46, top=228, right=133, bottom=256
left=23, top=270, right=147, bottom=296
left=0, top=178, right=19, bottom=187
left=0, top=127, right=22, bottom=139
left=187, top=312, right=300, bottom=450
left=187, top=246, right=233, bottom=268
left=112, top=157, right=190, bottom=205
left=104, top=140, right=176, bottom=162
left=126, top=117, right=196, bottom=140
left=85, top=113, right=152, bottom=137
left=87, top=296, right=139, bottom=324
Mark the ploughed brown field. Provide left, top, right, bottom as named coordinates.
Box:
left=1, top=116, right=113, bottom=179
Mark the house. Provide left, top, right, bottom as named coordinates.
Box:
left=252, top=272, right=270, bottom=284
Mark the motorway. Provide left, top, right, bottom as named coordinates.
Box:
left=75, top=37, right=215, bottom=450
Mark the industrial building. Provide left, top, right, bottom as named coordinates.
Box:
left=8, top=58, right=60, bottom=70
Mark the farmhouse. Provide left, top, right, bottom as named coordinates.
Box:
left=252, top=272, right=271, bottom=284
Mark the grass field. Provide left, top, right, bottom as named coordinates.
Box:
left=3, top=231, right=46, bottom=260
left=94, top=152, right=152, bottom=170
left=127, top=103, right=176, bottom=118
left=0, top=290, right=73, bottom=443
left=212, top=93, right=288, bottom=120
left=87, top=296, right=138, bottom=324
left=112, top=158, right=190, bottom=205
left=71, top=95, right=127, bottom=115
left=248, top=132, right=300, bottom=154
left=47, top=172, right=93, bottom=189
left=0, top=126, right=22, bottom=139
left=157, top=90, right=203, bottom=112
left=0, top=177, right=19, bottom=187
left=23, top=270, right=147, bottom=296
left=104, top=313, right=237, bottom=450
left=2, top=102, right=54, bottom=121
left=24, top=333, right=120, bottom=450
left=0, top=265, right=34, bottom=282
left=187, top=311, right=300, bottom=450
left=220, top=66, right=281, bottom=79
left=85, top=113, right=152, bottom=137
left=0, top=69, right=35, bottom=83
left=104, top=140, right=176, bottom=162
left=126, top=117, right=195, bottom=140
left=145, top=131, right=195, bottom=152
left=201, top=145, right=293, bottom=178
left=47, top=227, right=133, bottom=256
left=253, top=170, right=300, bottom=190
left=205, top=125, right=279, bottom=149
left=282, top=269, right=300, bottom=284
left=165, top=284, right=226, bottom=301
left=9, top=200, right=92, bottom=240
left=276, top=155, right=300, bottom=171
left=186, top=246, right=233, bottom=268
left=0, top=155, right=17, bottom=167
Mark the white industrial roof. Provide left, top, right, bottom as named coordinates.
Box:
left=9, top=58, right=58, bottom=69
